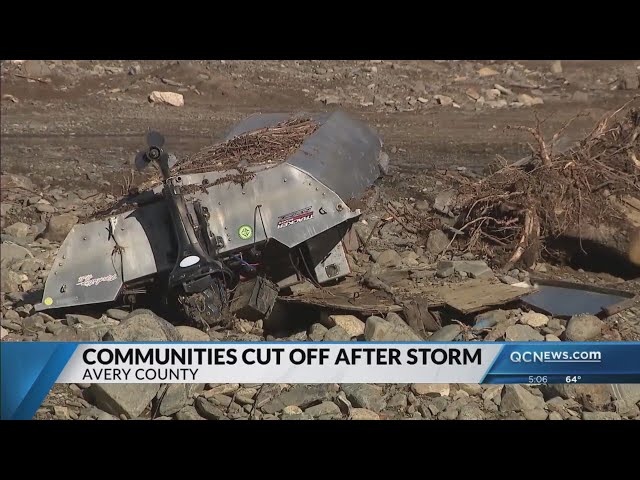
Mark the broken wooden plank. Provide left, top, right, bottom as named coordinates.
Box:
left=437, top=279, right=535, bottom=315
left=403, top=298, right=441, bottom=333
left=604, top=295, right=640, bottom=317
left=278, top=295, right=403, bottom=315
left=278, top=278, right=402, bottom=316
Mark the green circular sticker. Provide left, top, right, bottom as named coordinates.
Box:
left=238, top=225, right=253, bottom=240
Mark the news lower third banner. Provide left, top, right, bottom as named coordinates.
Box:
left=2, top=342, right=640, bottom=419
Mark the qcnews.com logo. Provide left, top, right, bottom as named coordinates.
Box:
left=510, top=350, right=602, bottom=363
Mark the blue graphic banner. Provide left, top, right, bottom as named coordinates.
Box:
left=1, top=341, right=639, bottom=420
left=482, top=342, right=640, bottom=384
left=1, top=342, right=77, bottom=420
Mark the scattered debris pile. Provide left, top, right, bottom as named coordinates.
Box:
left=438, top=98, right=640, bottom=271
left=178, top=117, right=318, bottom=175
left=94, top=117, right=320, bottom=218
left=140, top=117, right=319, bottom=188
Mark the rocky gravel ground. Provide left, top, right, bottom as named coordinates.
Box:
left=3, top=169, right=640, bottom=420
left=2, top=59, right=640, bottom=420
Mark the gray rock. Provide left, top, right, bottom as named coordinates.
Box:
left=1, top=243, right=32, bottom=264
left=16, top=304, right=34, bottom=317
left=65, top=313, right=102, bottom=327
left=342, top=384, right=386, bottom=412
left=436, top=260, right=455, bottom=278
left=473, top=310, right=507, bottom=330
left=23, top=60, right=51, bottom=77
left=281, top=413, right=314, bottom=420
left=262, top=385, right=333, bottom=414
left=158, top=384, right=203, bottom=416
left=95, top=410, right=118, bottom=420
left=387, top=392, right=408, bottom=408
left=415, top=200, right=430, bottom=211
left=304, top=401, right=342, bottom=417
left=43, top=214, right=79, bottom=243
left=316, top=94, right=341, bottom=106
left=565, top=314, right=603, bottom=341
left=518, top=93, right=542, bottom=107
left=365, top=316, right=422, bottom=341
left=129, top=64, right=143, bottom=75
left=426, top=230, right=449, bottom=255
left=176, top=325, right=210, bottom=342
left=104, top=312, right=180, bottom=342
left=106, top=308, right=129, bottom=321
left=550, top=60, right=563, bottom=74
left=4, top=222, right=30, bottom=239
left=2, top=321, right=22, bottom=332
left=505, top=324, right=544, bottom=342
left=494, top=84, right=514, bottom=96
left=418, top=404, right=433, bottom=419
left=523, top=409, right=548, bottom=420
left=433, top=189, right=457, bottom=214
left=282, top=405, right=303, bottom=415
left=439, top=406, right=459, bottom=420
left=428, top=324, right=461, bottom=342
left=50, top=325, right=78, bottom=341
left=308, top=323, right=328, bottom=341
left=36, top=203, right=56, bottom=213
left=548, top=412, right=563, bottom=420
left=521, top=311, right=549, bottom=327
left=324, top=325, right=352, bottom=342
left=547, top=317, right=566, bottom=331
left=194, top=397, right=228, bottom=420
left=175, top=405, right=205, bottom=420
left=326, top=314, right=366, bottom=337
left=22, top=315, right=46, bottom=331
left=434, top=95, right=454, bottom=106
left=4, top=310, right=20, bottom=322
left=457, top=404, right=485, bottom=420
left=375, top=249, right=403, bottom=268
left=431, top=396, right=450, bottom=412
left=209, top=394, right=234, bottom=408
left=459, top=384, right=483, bottom=396
left=582, top=411, right=621, bottom=420
left=500, top=385, right=545, bottom=412
left=1, top=173, right=34, bottom=191
left=76, top=326, right=108, bottom=342
left=386, top=312, right=408, bottom=327
left=499, top=275, right=520, bottom=285
left=454, top=260, right=494, bottom=279
left=89, top=383, right=160, bottom=419
left=19, top=258, right=42, bottom=274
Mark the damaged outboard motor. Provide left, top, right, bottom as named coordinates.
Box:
left=35, top=111, right=388, bottom=328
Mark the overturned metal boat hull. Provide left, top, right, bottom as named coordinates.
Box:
left=35, top=111, right=387, bottom=314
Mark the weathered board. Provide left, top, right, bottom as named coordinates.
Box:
left=437, top=279, right=535, bottom=315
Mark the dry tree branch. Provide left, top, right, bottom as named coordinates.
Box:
left=507, top=123, right=552, bottom=166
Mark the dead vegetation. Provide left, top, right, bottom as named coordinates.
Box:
left=449, top=97, right=640, bottom=270
left=93, top=116, right=319, bottom=219
left=138, top=116, right=319, bottom=191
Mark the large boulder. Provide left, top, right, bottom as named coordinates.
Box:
left=365, top=316, right=422, bottom=341
left=43, top=214, right=79, bottom=243
left=91, top=311, right=181, bottom=418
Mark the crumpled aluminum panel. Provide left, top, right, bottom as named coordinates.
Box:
left=35, top=201, right=173, bottom=311
left=224, top=111, right=383, bottom=202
